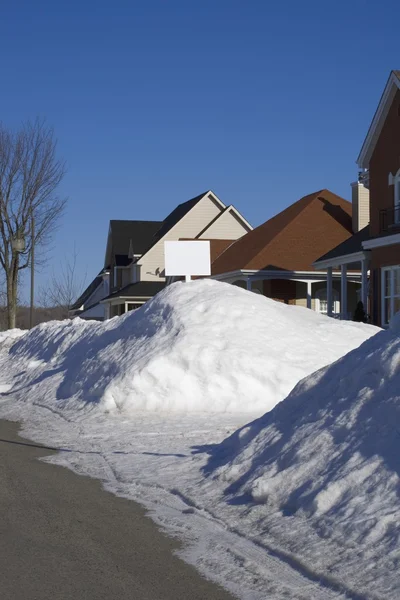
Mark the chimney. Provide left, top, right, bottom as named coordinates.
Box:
left=351, top=182, right=370, bottom=233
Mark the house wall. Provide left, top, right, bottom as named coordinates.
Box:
left=79, top=302, right=106, bottom=321
left=369, top=88, right=400, bottom=237
left=199, top=208, right=250, bottom=240
left=83, top=281, right=106, bottom=311
left=138, top=196, right=223, bottom=282
left=369, top=244, right=400, bottom=325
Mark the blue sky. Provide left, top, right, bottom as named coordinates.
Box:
left=1, top=0, right=399, bottom=299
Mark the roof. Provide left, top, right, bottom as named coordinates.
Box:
left=70, top=275, right=103, bottom=310
left=314, top=225, right=370, bottom=265
left=151, top=192, right=210, bottom=245
left=212, top=189, right=353, bottom=275
left=357, top=70, right=400, bottom=168
left=105, top=220, right=163, bottom=267
left=101, top=281, right=165, bottom=302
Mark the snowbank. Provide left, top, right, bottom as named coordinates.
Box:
left=6, top=280, right=377, bottom=414
left=0, top=328, right=27, bottom=347
left=205, top=317, right=399, bottom=597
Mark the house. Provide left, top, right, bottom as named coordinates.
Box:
left=211, top=189, right=364, bottom=317
left=72, top=190, right=252, bottom=320
left=314, top=70, right=400, bottom=326
left=70, top=219, right=162, bottom=320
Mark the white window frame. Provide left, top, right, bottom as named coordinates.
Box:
left=381, top=265, right=400, bottom=326
left=394, top=169, right=400, bottom=224
left=315, top=288, right=340, bottom=315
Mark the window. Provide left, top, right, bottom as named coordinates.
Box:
left=315, top=288, right=340, bottom=315
left=394, top=170, right=400, bottom=224
left=382, top=266, right=400, bottom=326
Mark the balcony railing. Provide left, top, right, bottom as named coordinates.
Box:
left=379, top=206, right=400, bottom=233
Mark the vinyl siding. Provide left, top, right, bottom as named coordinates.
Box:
left=199, top=208, right=250, bottom=240
left=352, top=183, right=370, bottom=232
left=138, top=196, right=222, bottom=282
left=83, top=281, right=106, bottom=310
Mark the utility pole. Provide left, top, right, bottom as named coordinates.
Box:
left=30, top=211, right=35, bottom=329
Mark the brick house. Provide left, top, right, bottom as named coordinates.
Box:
left=315, top=71, right=400, bottom=326
left=211, top=189, right=364, bottom=317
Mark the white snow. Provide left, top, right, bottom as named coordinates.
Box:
left=4, top=280, right=377, bottom=415
left=203, top=309, right=400, bottom=599
left=0, top=280, right=386, bottom=599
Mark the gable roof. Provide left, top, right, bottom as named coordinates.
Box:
left=151, top=191, right=212, bottom=244
left=110, top=220, right=163, bottom=256
left=70, top=274, right=103, bottom=311
left=357, top=70, right=400, bottom=169
left=104, top=220, right=162, bottom=267
left=138, top=190, right=226, bottom=261
left=196, top=204, right=253, bottom=238
left=212, top=189, right=353, bottom=275
left=314, top=225, right=370, bottom=266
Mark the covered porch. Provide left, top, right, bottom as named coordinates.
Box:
left=313, top=250, right=370, bottom=319
left=212, top=269, right=363, bottom=318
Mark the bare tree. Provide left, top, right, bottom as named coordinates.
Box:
left=40, top=249, right=87, bottom=319
left=0, top=119, right=66, bottom=328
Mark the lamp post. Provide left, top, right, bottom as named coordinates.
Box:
left=30, top=213, right=35, bottom=329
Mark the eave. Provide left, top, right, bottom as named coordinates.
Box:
left=357, top=71, right=400, bottom=169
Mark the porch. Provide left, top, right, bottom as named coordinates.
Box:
left=212, top=269, right=363, bottom=319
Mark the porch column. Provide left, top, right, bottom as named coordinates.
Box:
left=246, top=277, right=252, bottom=291
left=327, top=267, right=333, bottom=317
left=361, top=259, right=369, bottom=309
left=341, top=264, right=348, bottom=320
left=306, top=281, right=312, bottom=309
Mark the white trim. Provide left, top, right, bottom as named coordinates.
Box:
left=357, top=71, right=400, bottom=169
left=381, top=265, right=400, bottom=326
left=226, top=205, right=253, bottom=231
left=315, top=287, right=340, bottom=316
left=313, top=250, right=369, bottom=269
left=341, top=264, right=348, bottom=319
left=306, top=281, right=312, bottom=309
left=212, top=269, right=347, bottom=281
left=206, top=190, right=226, bottom=210
left=362, top=233, right=400, bottom=249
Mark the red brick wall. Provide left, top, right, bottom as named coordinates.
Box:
left=369, top=89, right=400, bottom=237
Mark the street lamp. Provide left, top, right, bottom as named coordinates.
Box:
left=11, top=231, right=26, bottom=254
left=11, top=220, right=34, bottom=329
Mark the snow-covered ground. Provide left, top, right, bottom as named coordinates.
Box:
left=0, top=280, right=387, bottom=599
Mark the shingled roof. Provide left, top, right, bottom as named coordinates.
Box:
left=109, top=220, right=163, bottom=256
left=314, top=225, right=370, bottom=265
left=101, top=281, right=165, bottom=301
left=212, top=189, right=353, bottom=275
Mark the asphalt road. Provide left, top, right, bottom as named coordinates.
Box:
left=0, top=419, right=235, bottom=600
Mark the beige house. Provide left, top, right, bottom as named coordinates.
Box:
left=72, top=190, right=252, bottom=320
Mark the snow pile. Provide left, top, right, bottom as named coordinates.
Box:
left=0, top=328, right=27, bottom=347
left=6, top=280, right=378, bottom=414
left=204, top=316, right=400, bottom=597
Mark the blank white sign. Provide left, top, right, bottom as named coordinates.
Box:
left=164, top=241, right=211, bottom=276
